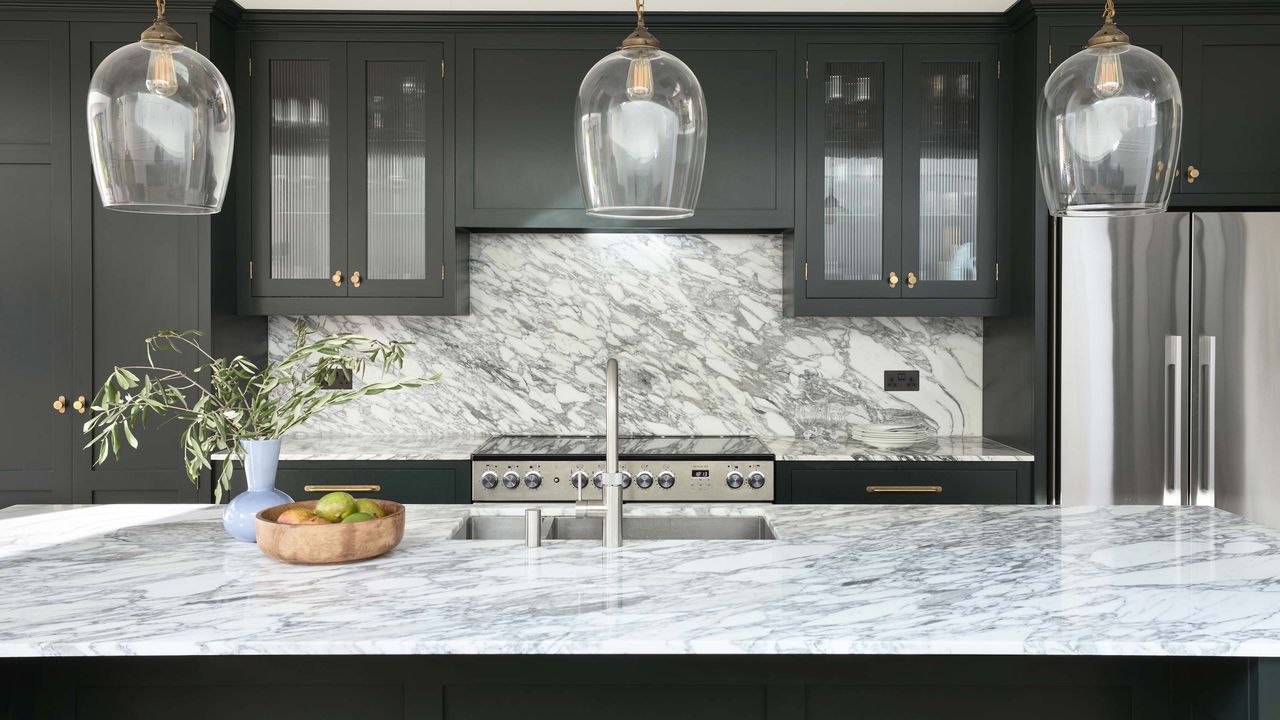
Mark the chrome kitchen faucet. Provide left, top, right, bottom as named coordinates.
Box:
left=575, top=358, right=625, bottom=547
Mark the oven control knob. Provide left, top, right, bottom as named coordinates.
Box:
left=635, top=471, right=654, bottom=489
left=570, top=470, right=590, bottom=489
left=620, top=471, right=632, bottom=489
left=747, top=471, right=767, bottom=489
left=726, top=471, right=745, bottom=489
left=502, top=471, right=521, bottom=489
left=524, top=471, right=542, bottom=489
left=480, top=471, right=499, bottom=489
left=657, top=471, right=676, bottom=489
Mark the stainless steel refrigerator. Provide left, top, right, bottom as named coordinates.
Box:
left=1057, top=212, right=1280, bottom=529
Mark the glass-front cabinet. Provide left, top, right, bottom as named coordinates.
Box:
left=801, top=41, right=1002, bottom=315
left=248, top=41, right=454, bottom=312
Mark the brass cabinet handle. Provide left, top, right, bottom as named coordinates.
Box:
left=331, top=270, right=344, bottom=287
left=73, top=395, right=87, bottom=414
left=888, top=271, right=899, bottom=288
left=906, top=271, right=918, bottom=289
left=52, top=395, right=66, bottom=414
left=351, top=271, right=362, bottom=288
left=1187, top=165, right=1200, bottom=184
left=303, top=484, right=381, bottom=493
left=865, top=485, right=943, bottom=494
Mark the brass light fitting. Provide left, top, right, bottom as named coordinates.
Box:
left=1085, top=0, right=1130, bottom=48
left=620, top=0, right=661, bottom=49
left=140, top=0, right=183, bottom=44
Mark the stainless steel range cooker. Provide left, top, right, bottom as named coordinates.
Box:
left=470, top=435, right=774, bottom=502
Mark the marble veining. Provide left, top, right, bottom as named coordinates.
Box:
left=212, top=434, right=490, bottom=462
left=472, top=434, right=772, bottom=457
left=270, top=233, right=982, bottom=438
left=3, top=503, right=1280, bottom=658
left=761, top=435, right=1033, bottom=462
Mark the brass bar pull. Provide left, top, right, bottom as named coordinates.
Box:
left=888, top=271, right=899, bottom=288
left=865, top=485, right=943, bottom=494
left=351, top=271, right=362, bottom=288
left=73, top=395, right=87, bottom=414
left=1187, top=165, right=1200, bottom=184
left=52, top=395, right=66, bottom=414
left=906, top=271, right=918, bottom=289
left=331, top=270, right=344, bottom=287
left=303, top=484, right=381, bottom=493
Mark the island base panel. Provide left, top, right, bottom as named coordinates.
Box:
left=0, top=655, right=1273, bottom=720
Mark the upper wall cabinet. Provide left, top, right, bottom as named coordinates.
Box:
left=1049, top=23, right=1280, bottom=202
left=791, top=40, right=1006, bottom=316
left=456, top=33, right=794, bottom=231
left=240, top=40, right=466, bottom=315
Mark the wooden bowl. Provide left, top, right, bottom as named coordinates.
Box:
left=255, top=500, right=406, bottom=565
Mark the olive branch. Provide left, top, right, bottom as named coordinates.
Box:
left=83, top=320, right=440, bottom=501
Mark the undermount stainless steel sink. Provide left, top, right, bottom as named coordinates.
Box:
left=450, top=515, right=776, bottom=541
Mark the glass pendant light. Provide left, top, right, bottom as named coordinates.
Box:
left=1036, top=0, right=1182, bottom=216
left=575, top=0, right=708, bottom=220
left=86, top=0, right=235, bottom=215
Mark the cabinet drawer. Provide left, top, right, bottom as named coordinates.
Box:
left=789, top=468, right=1019, bottom=504
left=224, top=461, right=470, bottom=505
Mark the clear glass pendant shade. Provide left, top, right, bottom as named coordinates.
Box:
left=87, top=40, right=234, bottom=214
left=575, top=46, right=708, bottom=220
left=1037, top=42, right=1182, bottom=217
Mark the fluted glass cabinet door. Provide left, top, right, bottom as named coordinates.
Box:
left=901, top=44, right=998, bottom=299
left=251, top=42, right=348, bottom=297
left=347, top=43, right=444, bottom=298
left=805, top=45, right=902, bottom=299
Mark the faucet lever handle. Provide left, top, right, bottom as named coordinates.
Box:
left=598, top=472, right=626, bottom=487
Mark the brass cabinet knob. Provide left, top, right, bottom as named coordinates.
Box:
left=73, top=395, right=87, bottom=414
left=888, top=271, right=899, bottom=288
left=907, top=271, right=918, bottom=289
left=351, top=271, right=362, bottom=288
left=52, top=395, right=66, bottom=414
left=1187, top=165, right=1200, bottom=183
left=331, top=269, right=343, bottom=287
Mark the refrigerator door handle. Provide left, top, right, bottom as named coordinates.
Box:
left=1196, top=336, right=1217, bottom=507
left=1164, top=336, right=1184, bottom=506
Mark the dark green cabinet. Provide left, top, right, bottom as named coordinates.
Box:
left=222, top=461, right=471, bottom=504
left=1180, top=25, right=1280, bottom=197
left=792, top=40, right=1006, bottom=316
left=0, top=21, right=73, bottom=507
left=0, top=10, right=262, bottom=508
left=774, top=461, right=1033, bottom=504
left=456, top=33, right=794, bottom=231
left=242, top=39, right=465, bottom=315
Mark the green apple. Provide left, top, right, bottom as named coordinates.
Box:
left=341, top=512, right=374, bottom=524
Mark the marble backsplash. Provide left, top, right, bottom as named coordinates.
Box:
left=269, top=233, right=982, bottom=437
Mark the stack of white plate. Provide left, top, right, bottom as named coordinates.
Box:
left=848, top=423, right=933, bottom=449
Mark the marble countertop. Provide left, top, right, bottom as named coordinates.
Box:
left=211, top=434, right=1032, bottom=463
left=760, top=435, right=1033, bottom=462
left=1, top=502, right=1277, bottom=658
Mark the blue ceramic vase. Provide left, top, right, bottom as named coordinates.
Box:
left=222, top=439, right=292, bottom=542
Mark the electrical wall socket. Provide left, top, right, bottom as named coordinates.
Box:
left=884, top=370, right=920, bottom=392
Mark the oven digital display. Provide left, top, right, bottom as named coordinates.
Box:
left=692, top=469, right=710, bottom=478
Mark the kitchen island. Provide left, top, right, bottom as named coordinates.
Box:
left=1, top=503, right=1277, bottom=718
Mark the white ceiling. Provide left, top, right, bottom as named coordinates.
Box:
left=236, top=0, right=1018, bottom=12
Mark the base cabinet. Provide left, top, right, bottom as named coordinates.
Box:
left=774, top=461, right=1033, bottom=504
left=221, top=460, right=471, bottom=504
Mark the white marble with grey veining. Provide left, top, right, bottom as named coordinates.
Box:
left=762, top=435, right=1034, bottom=462
left=3, top=503, right=1280, bottom=658
left=269, top=233, right=982, bottom=438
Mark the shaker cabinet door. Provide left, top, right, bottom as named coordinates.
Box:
left=1181, top=25, right=1280, bottom=196
left=346, top=42, right=445, bottom=298
left=250, top=41, right=349, bottom=298
left=900, top=43, right=998, bottom=300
